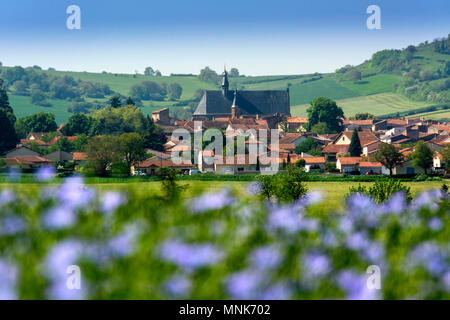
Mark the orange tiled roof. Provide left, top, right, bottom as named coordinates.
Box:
left=359, top=161, right=382, bottom=167
left=136, top=156, right=193, bottom=168
left=287, top=117, right=308, bottom=123
left=73, top=152, right=88, bottom=161
left=322, top=144, right=349, bottom=154
left=337, top=157, right=362, bottom=165
left=4, top=156, right=51, bottom=165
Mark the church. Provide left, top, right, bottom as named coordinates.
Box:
left=192, top=70, right=291, bottom=121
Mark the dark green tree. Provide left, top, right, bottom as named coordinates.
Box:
left=411, top=140, right=434, bottom=175
left=307, top=97, right=344, bottom=133
left=348, top=130, right=362, bottom=157
left=61, top=113, right=96, bottom=136
left=109, top=95, right=123, bottom=108
left=167, top=83, right=183, bottom=100
left=142, top=116, right=167, bottom=151
left=14, top=112, right=57, bottom=139
left=126, top=97, right=135, bottom=106
left=119, top=133, right=146, bottom=176
left=0, top=110, right=18, bottom=155
left=295, top=137, right=320, bottom=155
left=0, top=79, right=16, bottom=125
left=373, top=143, right=404, bottom=176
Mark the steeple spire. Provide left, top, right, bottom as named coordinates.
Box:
left=221, top=69, right=229, bottom=96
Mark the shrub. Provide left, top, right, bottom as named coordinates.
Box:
left=256, top=166, right=308, bottom=203
left=348, top=179, right=412, bottom=203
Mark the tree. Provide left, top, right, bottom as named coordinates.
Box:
left=119, top=133, right=146, bottom=176
left=31, top=90, right=51, bottom=107
left=85, top=135, right=120, bottom=176
left=348, top=130, right=362, bottom=157
left=0, top=110, right=18, bottom=155
left=142, top=115, right=167, bottom=151
left=295, top=137, right=321, bottom=155
left=144, top=67, right=155, bottom=76
left=439, top=145, right=450, bottom=169
left=61, top=113, right=96, bottom=136
left=0, top=79, right=17, bottom=125
left=310, top=122, right=329, bottom=134
left=441, top=145, right=450, bottom=168
left=109, top=95, right=123, bottom=108
left=411, top=140, right=434, bottom=175
left=352, top=113, right=375, bottom=120
left=373, top=143, right=404, bottom=176
left=167, top=83, right=183, bottom=100
left=198, top=67, right=219, bottom=84
left=229, top=68, right=240, bottom=77
left=444, top=61, right=450, bottom=76
left=13, top=80, right=28, bottom=95
left=306, top=97, right=344, bottom=133
left=72, top=134, right=88, bottom=152
left=92, top=105, right=147, bottom=135
left=48, top=137, right=73, bottom=153
left=14, top=112, right=58, bottom=139
left=126, top=97, right=135, bottom=106
left=348, top=69, right=362, bottom=82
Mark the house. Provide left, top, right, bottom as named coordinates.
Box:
left=362, top=140, right=382, bottom=157
left=44, top=150, right=73, bottom=162
left=428, top=124, right=450, bottom=135
left=73, top=152, right=88, bottom=169
left=213, top=154, right=270, bottom=175
left=392, top=159, right=425, bottom=175
left=322, top=144, right=349, bottom=162
left=359, top=162, right=383, bottom=175
left=345, top=119, right=378, bottom=131
left=281, top=117, right=308, bottom=132
left=433, top=152, right=445, bottom=171
left=336, top=157, right=362, bottom=173
left=193, top=70, right=290, bottom=121
left=279, top=133, right=307, bottom=147
left=5, top=146, right=40, bottom=158
left=152, top=108, right=172, bottom=125
left=4, top=156, right=52, bottom=169
left=289, top=155, right=326, bottom=172
left=133, top=157, right=193, bottom=175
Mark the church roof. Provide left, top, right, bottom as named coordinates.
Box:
left=194, top=90, right=290, bottom=116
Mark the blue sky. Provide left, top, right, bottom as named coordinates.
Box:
left=1, top=0, right=449, bottom=75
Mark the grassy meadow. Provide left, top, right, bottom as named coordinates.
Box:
left=291, top=92, right=432, bottom=117
left=2, top=180, right=447, bottom=209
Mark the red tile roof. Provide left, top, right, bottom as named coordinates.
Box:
left=73, top=152, right=88, bottom=161
left=287, top=117, right=308, bottom=124
left=4, top=156, right=51, bottom=165
left=337, top=157, right=362, bottom=165
left=359, top=161, right=382, bottom=167
left=322, top=144, right=349, bottom=154
left=136, top=156, right=193, bottom=168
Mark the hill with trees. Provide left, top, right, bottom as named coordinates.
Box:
left=1, top=34, right=449, bottom=124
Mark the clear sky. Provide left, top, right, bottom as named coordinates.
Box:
left=1, top=0, right=449, bottom=76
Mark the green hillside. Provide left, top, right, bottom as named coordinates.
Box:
left=2, top=34, right=449, bottom=123
left=289, top=78, right=360, bottom=105
left=291, top=93, right=432, bottom=117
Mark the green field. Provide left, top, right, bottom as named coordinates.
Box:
left=341, top=74, right=400, bottom=95
left=406, top=109, right=450, bottom=120
left=2, top=180, right=446, bottom=209
left=9, top=95, right=72, bottom=124
left=291, top=92, right=432, bottom=117
left=289, top=78, right=360, bottom=106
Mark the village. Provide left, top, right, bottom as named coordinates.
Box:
left=2, top=70, right=450, bottom=178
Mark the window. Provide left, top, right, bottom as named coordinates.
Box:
left=237, top=167, right=244, bottom=172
